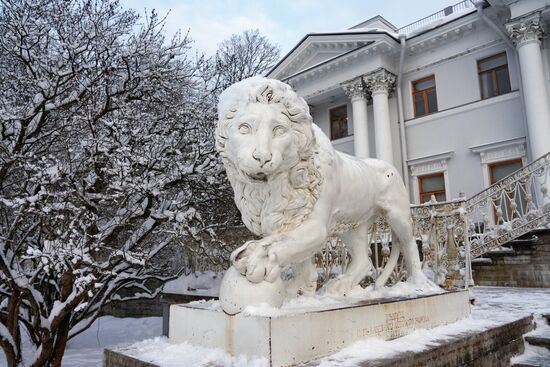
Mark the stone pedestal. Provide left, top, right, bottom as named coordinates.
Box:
left=169, top=290, right=470, bottom=367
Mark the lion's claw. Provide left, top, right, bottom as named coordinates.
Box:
left=230, top=239, right=281, bottom=283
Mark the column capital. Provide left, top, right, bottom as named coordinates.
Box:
left=364, top=68, right=396, bottom=96
left=342, top=77, right=368, bottom=102
left=506, top=14, right=547, bottom=47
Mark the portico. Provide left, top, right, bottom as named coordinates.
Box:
left=268, top=0, right=550, bottom=203
left=342, top=68, right=397, bottom=164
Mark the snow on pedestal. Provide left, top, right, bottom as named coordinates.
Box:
left=169, top=290, right=470, bottom=367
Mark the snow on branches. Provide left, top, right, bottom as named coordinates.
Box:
left=0, top=0, right=232, bottom=365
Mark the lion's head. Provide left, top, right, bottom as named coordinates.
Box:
left=216, top=77, right=322, bottom=236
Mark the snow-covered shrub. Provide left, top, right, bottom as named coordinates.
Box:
left=0, top=0, right=237, bottom=365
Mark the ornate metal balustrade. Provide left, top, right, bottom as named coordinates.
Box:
left=317, top=152, right=550, bottom=289
left=397, top=0, right=476, bottom=35
left=465, top=153, right=550, bottom=258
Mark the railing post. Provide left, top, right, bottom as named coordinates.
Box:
left=460, top=194, right=474, bottom=288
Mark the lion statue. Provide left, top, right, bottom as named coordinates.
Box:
left=216, top=76, right=426, bottom=298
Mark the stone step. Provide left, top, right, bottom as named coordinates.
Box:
left=519, top=228, right=550, bottom=239
left=525, top=335, right=550, bottom=349
left=471, top=257, right=492, bottom=266
left=506, top=239, right=538, bottom=251
left=485, top=248, right=517, bottom=257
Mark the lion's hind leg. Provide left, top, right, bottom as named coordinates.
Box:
left=325, top=222, right=374, bottom=296
left=380, top=198, right=427, bottom=286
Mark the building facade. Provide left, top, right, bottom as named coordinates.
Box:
left=267, top=0, right=550, bottom=206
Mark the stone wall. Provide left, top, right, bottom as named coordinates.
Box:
left=101, top=297, right=164, bottom=318
left=339, top=315, right=533, bottom=367
left=103, top=315, right=534, bottom=367
left=472, top=229, right=550, bottom=287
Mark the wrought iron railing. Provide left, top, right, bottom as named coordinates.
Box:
left=465, top=153, right=550, bottom=258
left=397, top=0, right=477, bottom=35
left=317, top=151, right=550, bottom=290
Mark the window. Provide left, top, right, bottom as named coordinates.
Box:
left=329, top=105, right=349, bottom=140
left=418, top=173, right=446, bottom=204
left=489, top=159, right=524, bottom=222
left=412, top=75, right=438, bottom=118
left=478, top=52, right=511, bottom=99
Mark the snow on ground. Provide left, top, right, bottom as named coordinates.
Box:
left=61, top=316, right=162, bottom=367
left=2, top=286, right=549, bottom=367
left=511, top=313, right=550, bottom=366
left=0, top=316, right=162, bottom=367
left=318, top=287, right=550, bottom=367
left=119, top=338, right=267, bottom=367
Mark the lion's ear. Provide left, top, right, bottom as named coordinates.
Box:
left=289, top=164, right=309, bottom=189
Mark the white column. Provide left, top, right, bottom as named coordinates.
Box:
left=366, top=69, right=396, bottom=165
left=343, top=78, right=370, bottom=158
left=507, top=15, right=550, bottom=160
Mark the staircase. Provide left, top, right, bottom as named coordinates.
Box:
left=408, top=152, right=550, bottom=288
left=472, top=229, right=550, bottom=287
left=511, top=314, right=550, bottom=367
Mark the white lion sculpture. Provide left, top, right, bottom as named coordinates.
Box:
left=216, top=76, right=426, bottom=300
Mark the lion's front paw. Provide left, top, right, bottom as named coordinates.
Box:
left=230, top=240, right=281, bottom=283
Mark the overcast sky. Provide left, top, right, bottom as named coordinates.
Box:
left=120, top=0, right=463, bottom=56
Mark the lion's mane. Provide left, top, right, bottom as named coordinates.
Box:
left=216, top=77, right=323, bottom=236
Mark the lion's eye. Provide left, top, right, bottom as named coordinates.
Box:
left=238, top=123, right=251, bottom=134
left=273, top=126, right=287, bottom=137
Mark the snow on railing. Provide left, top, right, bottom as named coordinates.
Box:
left=397, top=0, right=477, bottom=35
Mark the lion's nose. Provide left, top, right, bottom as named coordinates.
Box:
left=252, top=149, right=272, bottom=167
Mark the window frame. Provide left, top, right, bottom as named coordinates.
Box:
left=329, top=104, right=349, bottom=141
left=477, top=51, right=511, bottom=100
left=418, top=172, right=447, bottom=204
left=488, top=158, right=523, bottom=186
left=412, top=75, right=438, bottom=118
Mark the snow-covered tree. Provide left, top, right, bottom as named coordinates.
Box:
left=214, top=29, right=281, bottom=91
left=0, top=0, right=229, bottom=365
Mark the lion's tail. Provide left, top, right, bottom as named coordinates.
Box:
left=374, top=235, right=400, bottom=288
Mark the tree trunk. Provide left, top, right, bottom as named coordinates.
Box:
left=50, top=315, right=71, bottom=367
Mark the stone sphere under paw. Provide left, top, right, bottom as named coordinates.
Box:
left=219, top=266, right=285, bottom=315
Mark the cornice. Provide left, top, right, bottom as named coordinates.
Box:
left=270, top=33, right=398, bottom=80
left=406, top=13, right=480, bottom=56
left=282, top=37, right=398, bottom=85
left=408, top=151, right=454, bottom=176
